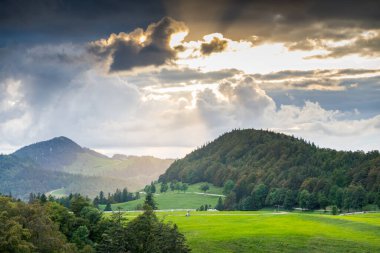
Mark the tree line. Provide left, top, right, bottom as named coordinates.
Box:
left=0, top=193, right=190, bottom=252
left=92, top=187, right=140, bottom=207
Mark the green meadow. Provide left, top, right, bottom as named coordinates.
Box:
left=118, top=211, right=380, bottom=253
left=100, top=182, right=224, bottom=211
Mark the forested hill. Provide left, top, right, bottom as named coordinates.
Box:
left=1, top=137, right=173, bottom=199
left=159, top=129, right=380, bottom=210
left=14, top=136, right=87, bottom=171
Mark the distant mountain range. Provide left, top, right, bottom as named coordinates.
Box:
left=0, top=137, right=173, bottom=199
left=160, top=129, right=380, bottom=210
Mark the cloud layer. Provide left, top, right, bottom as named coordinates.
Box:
left=1, top=13, right=380, bottom=157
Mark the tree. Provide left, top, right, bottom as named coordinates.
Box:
left=99, top=191, right=106, bottom=204
left=0, top=210, right=34, bottom=252
left=223, top=180, right=235, bottom=195
left=92, top=196, right=99, bottom=208
left=298, top=190, right=310, bottom=210
left=251, top=184, right=268, bottom=210
left=150, top=182, right=156, bottom=194
left=104, top=203, right=112, bottom=212
left=127, top=201, right=191, bottom=253
left=70, top=195, right=90, bottom=216
left=307, top=193, right=318, bottom=210
left=144, top=185, right=151, bottom=194
left=332, top=205, right=338, bottom=215
left=266, top=188, right=286, bottom=208
left=318, top=193, right=329, bottom=211
left=200, top=183, right=210, bottom=193
left=122, top=188, right=129, bottom=202
left=80, top=206, right=102, bottom=224
left=40, top=193, right=47, bottom=204
left=175, top=182, right=182, bottom=192
left=170, top=180, right=177, bottom=191
left=97, top=216, right=129, bottom=253
left=45, top=201, right=77, bottom=239
left=343, top=185, right=367, bottom=212
left=72, top=225, right=92, bottom=249
left=144, top=192, right=157, bottom=210
left=284, top=190, right=296, bottom=210
left=181, top=183, right=189, bottom=193
left=160, top=182, right=168, bottom=193
left=215, top=197, right=224, bottom=211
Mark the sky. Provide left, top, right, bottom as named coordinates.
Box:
left=0, top=0, right=380, bottom=158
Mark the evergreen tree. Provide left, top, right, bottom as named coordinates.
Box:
left=99, top=191, right=106, bottom=204
left=40, top=193, right=47, bottom=204
left=160, top=182, right=168, bottom=193
left=104, top=202, right=112, bottom=212
left=215, top=197, right=224, bottom=211
left=144, top=192, right=157, bottom=210
left=150, top=182, right=156, bottom=193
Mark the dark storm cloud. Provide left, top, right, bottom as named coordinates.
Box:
left=2, top=0, right=380, bottom=57
left=89, top=17, right=188, bottom=71
left=200, top=36, right=228, bottom=55
left=0, top=0, right=166, bottom=44
left=165, top=0, right=380, bottom=56
left=0, top=43, right=89, bottom=112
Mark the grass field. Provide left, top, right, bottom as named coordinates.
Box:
left=118, top=211, right=380, bottom=253
left=100, top=182, right=224, bottom=211
left=47, top=188, right=67, bottom=198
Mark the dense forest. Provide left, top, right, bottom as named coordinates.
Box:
left=160, top=129, right=380, bottom=211
left=0, top=193, right=190, bottom=253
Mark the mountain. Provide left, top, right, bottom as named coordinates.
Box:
left=1, top=137, right=173, bottom=199
left=13, top=137, right=173, bottom=188
left=0, top=154, right=130, bottom=200
left=14, top=136, right=84, bottom=171
left=159, top=129, right=380, bottom=210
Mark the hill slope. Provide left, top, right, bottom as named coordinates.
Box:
left=1, top=137, right=173, bottom=199
left=159, top=129, right=380, bottom=210
left=0, top=154, right=129, bottom=199
left=14, top=136, right=85, bottom=171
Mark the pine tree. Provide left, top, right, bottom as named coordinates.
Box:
left=144, top=192, right=157, bottom=210
left=104, top=202, right=112, bottom=212
left=215, top=197, right=224, bottom=211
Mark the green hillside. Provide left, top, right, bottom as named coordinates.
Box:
left=0, top=154, right=130, bottom=199
left=1, top=137, right=173, bottom=199
left=159, top=129, right=380, bottom=211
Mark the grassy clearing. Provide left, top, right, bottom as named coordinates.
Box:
left=144, top=211, right=380, bottom=253
left=47, top=188, right=67, bottom=198
left=99, top=182, right=224, bottom=211
left=101, top=191, right=221, bottom=211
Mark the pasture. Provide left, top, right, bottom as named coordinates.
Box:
left=119, top=211, right=380, bottom=253
left=100, top=182, right=224, bottom=211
